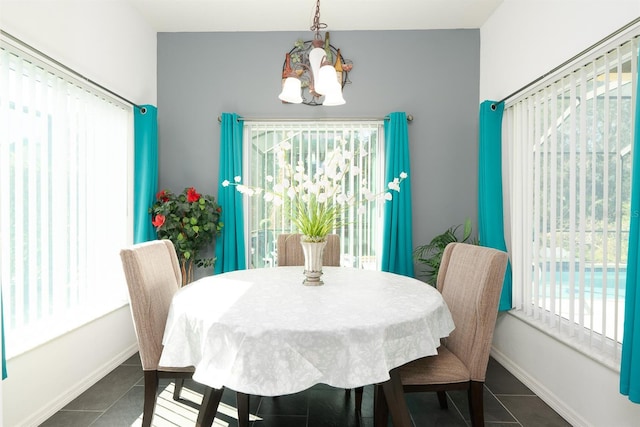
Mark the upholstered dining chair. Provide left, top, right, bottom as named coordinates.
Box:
left=373, top=242, right=508, bottom=427
left=120, top=239, right=249, bottom=427
left=276, top=233, right=341, bottom=266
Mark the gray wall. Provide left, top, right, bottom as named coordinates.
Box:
left=157, top=30, right=480, bottom=275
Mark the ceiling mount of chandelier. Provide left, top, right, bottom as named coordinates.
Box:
left=278, top=0, right=352, bottom=106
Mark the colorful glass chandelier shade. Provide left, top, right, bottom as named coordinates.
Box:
left=278, top=0, right=351, bottom=106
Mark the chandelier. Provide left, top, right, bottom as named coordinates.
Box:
left=278, top=0, right=352, bottom=106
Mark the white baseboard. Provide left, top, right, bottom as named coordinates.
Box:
left=22, top=343, right=139, bottom=427
left=490, top=346, right=589, bottom=427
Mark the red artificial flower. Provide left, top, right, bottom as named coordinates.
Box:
left=186, top=187, right=201, bottom=203
left=156, top=190, right=170, bottom=202
left=152, top=214, right=165, bottom=227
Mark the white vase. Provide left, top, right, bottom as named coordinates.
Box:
left=300, top=239, right=327, bottom=285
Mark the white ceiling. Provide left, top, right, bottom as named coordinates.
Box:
left=126, top=0, right=503, bottom=32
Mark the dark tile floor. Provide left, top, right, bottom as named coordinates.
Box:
left=40, top=354, right=571, bottom=427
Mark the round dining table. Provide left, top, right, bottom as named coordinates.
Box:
left=159, top=266, right=455, bottom=426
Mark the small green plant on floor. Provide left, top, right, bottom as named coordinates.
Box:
left=413, top=217, right=478, bottom=285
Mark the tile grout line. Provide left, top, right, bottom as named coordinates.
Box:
left=88, top=379, right=144, bottom=426
left=444, top=392, right=471, bottom=427
left=493, top=393, right=537, bottom=397
left=485, top=385, right=524, bottom=427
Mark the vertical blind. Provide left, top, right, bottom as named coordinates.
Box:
left=242, top=121, right=384, bottom=270
left=0, top=37, right=133, bottom=356
left=506, top=36, right=638, bottom=364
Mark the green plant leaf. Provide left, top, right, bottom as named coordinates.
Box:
left=414, top=219, right=478, bottom=284
left=462, top=218, right=472, bottom=242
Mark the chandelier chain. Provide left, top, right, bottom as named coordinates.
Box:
left=310, top=0, right=327, bottom=38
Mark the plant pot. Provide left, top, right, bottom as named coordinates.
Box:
left=300, top=239, right=327, bottom=285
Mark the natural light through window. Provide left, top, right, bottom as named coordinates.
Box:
left=505, top=35, right=638, bottom=364
left=0, top=36, right=133, bottom=357
left=242, top=121, right=385, bottom=270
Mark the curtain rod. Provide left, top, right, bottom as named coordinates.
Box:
left=217, top=114, right=413, bottom=123
left=498, top=16, right=640, bottom=105
left=1, top=30, right=147, bottom=113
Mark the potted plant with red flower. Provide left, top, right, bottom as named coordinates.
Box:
left=150, top=187, right=223, bottom=285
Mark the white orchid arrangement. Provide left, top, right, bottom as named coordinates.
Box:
left=222, top=139, right=407, bottom=242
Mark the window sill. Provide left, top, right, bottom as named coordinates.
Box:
left=506, top=309, right=622, bottom=373
left=6, top=297, right=130, bottom=360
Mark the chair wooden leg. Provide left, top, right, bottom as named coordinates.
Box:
left=437, top=390, right=448, bottom=409
left=142, top=370, right=159, bottom=427
left=173, top=378, right=185, bottom=400
left=196, top=386, right=225, bottom=427
left=355, top=386, right=364, bottom=412
left=237, top=392, right=250, bottom=427
left=373, top=384, right=389, bottom=427
left=468, top=381, right=485, bottom=427
left=380, top=369, right=412, bottom=427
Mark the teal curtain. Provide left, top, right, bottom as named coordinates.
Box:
left=620, top=49, right=640, bottom=404
left=133, top=105, right=158, bottom=243
left=478, top=101, right=512, bottom=311
left=215, top=113, right=246, bottom=273
left=381, top=112, right=414, bottom=277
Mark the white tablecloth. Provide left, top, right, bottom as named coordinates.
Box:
left=159, top=266, right=455, bottom=396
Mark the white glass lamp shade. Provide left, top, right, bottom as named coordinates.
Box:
left=315, top=63, right=337, bottom=98
left=279, top=76, right=303, bottom=104
left=309, top=47, right=327, bottom=95
left=321, top=80, right=345, bottom=106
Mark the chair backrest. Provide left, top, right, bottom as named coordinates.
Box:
left=277, top=233, right=341, bottom=267
left=436, top=242, right=508, bottom=382
left=120, top=239, right=182, bottom=371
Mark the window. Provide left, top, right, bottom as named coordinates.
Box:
left=505, top=34, right=639, bottom=364
left=0, top=36, right=133, bottom=357
left=242, top=121, right=385, bottom=269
